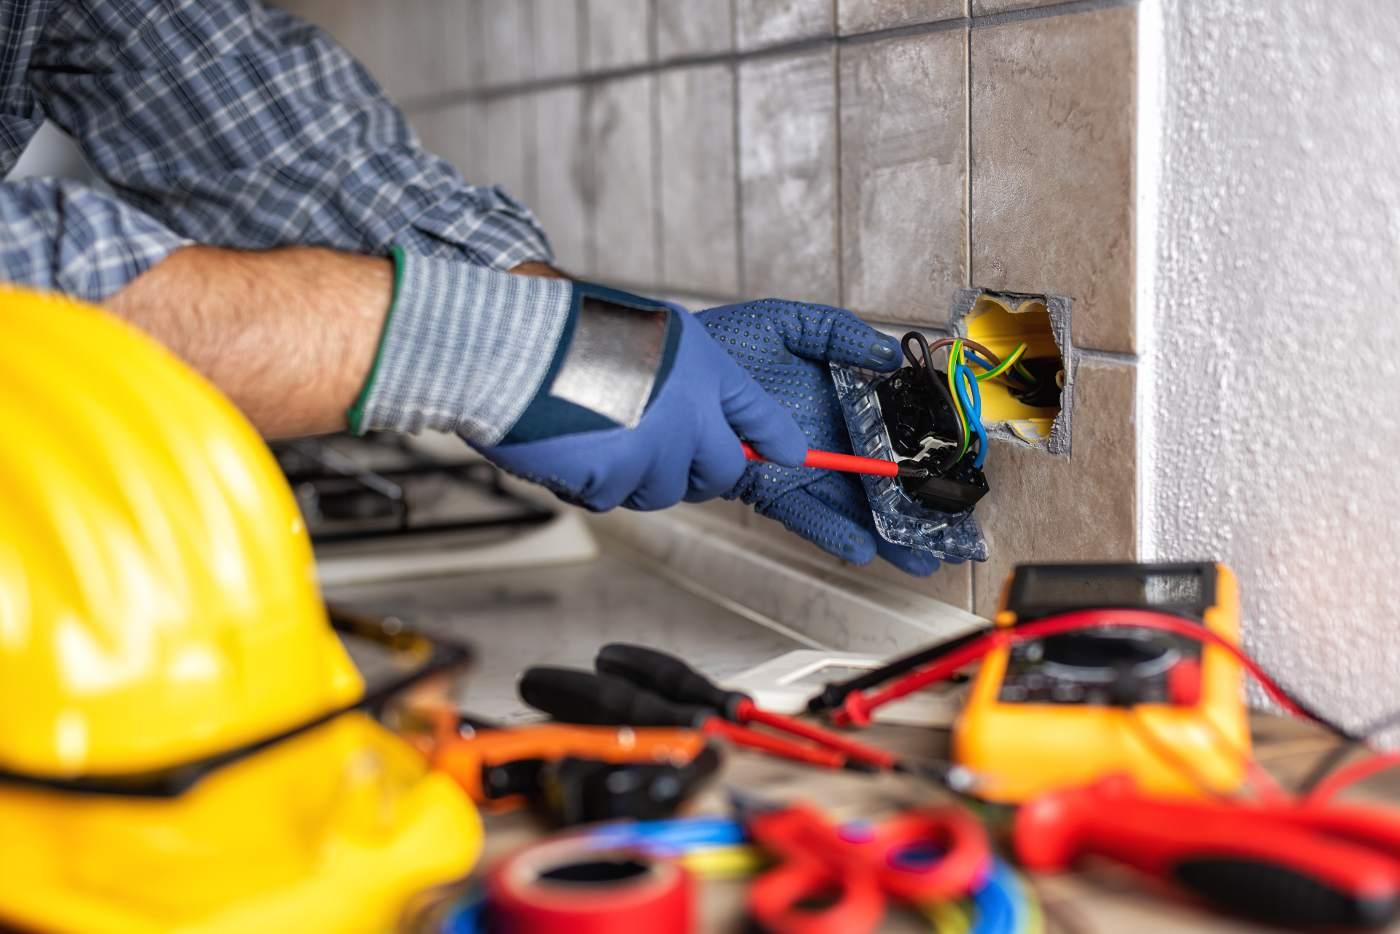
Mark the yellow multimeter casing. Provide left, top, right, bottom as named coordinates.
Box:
left=953, top=562, right=1249, bottom=803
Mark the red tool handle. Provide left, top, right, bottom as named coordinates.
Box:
left=741, top=443, right=901, bottom=478
left=703, top=719, right=845, bottom=769
left=1015, top=777, right=1400, bottom=928
left=596, top=643, right=899, bottom=770
left=747, top=802, right=990, bottom=934
left=738, top=700, right=897, bottom=770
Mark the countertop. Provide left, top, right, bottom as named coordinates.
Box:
left=325, top=545, right=807, bottom=723
left=325, top=544, right=1400, bottom=932
left=475, top=716, right=1400, bottom=933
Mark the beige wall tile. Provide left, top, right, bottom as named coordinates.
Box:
left=587, top=76, right=659, bottom=285
left=972, top=0, right=1064, bottom=14
left=838, top=0, right=966, bottom=35
left=736, top=0, right=833, bottom=51
left=657, top=0, right=734, bottom=58
left=971, top=358, right=1138, bottom=613
left=274, top=0, right=481, bottom=99
left=481, top=95, right=534, bottom=204
left=970, top=6, right=1136, bottom=353
left=412, top=102, right=481, bottom=178
left=738, top=49, right=839, bottom=304
left=840, top=31, right=968, bottom=327
left=532, top=87, right=591, bottom=272
left=584, top=0, right=653, bottom=70
left=481, top=0, right=534, bottom=86
left=659, top=65, right=740, bottom=297
left=421, top=0, right=482, bottom=95
left=532, top=0, right=582, bottom=79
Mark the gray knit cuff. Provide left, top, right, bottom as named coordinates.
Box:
left=348, top=248, right=573, bottom=444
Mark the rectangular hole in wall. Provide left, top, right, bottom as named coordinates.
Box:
left=956, top=289, right=1072, bottom=454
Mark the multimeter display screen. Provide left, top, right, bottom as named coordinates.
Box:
left=1007, top=563, right=1215, bottom=621
left=998, top=563, right=1217, bottom=706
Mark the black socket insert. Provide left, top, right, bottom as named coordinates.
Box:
left=875, top=365, right=989, bottom=512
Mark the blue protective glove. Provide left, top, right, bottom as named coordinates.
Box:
left=696, top=299, right=940, bottom=577
left=474, top=284, right=808, bottom=512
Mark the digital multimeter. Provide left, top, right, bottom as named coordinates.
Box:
left=953, top=562, right=1249, bottom=802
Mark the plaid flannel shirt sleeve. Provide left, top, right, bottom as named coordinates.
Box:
left=0, top=178, right=191, bottom=301
left=28, top=0, right=554, bottom=270
left=9, top=0, right=571, bottom=442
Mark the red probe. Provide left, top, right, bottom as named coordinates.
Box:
left=740, top=443, right=926, bottom=479
left=833, top=608, right=1323, bottom=727
left=1016, top=775, right=1400, bottom=928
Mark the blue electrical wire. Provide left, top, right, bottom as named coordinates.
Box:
left=969, top=858, right=1033, bottom=934
left=964, top=349, right=999, bottom=370
left=954, top=360, right=988, bottom=469
left=584, top=815, right=747, bottom=855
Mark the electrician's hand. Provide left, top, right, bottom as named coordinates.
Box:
left=473, top=283, right=807, bottom=511
left=696, top=299, right=940, bottom=576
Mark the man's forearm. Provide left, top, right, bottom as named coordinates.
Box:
left=105, top=246, right=567, bottom=438
left=105, top=245, right=392, bottom=438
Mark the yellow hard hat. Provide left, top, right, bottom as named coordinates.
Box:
left=0, top=286, right=481, bottom=933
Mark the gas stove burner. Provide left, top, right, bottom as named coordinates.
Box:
left=273, top=435, right=553, bottom=546
left=1025, top=632, right=1180, bottom=685
left=307, top=485, right=402, bottom=522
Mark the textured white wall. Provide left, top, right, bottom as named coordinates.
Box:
left=1144, top=0, right=1400, bottom=728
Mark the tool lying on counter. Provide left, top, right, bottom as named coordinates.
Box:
left=1016, top=774, right=1400, bottom=929
left=732, top=792, right=991, bottom=934
left=740, top=442, right=929, bottom=479
left=809, top=563, right=1255, bottom=801
left=519, top=643, right=971, bottom=786
left=427, top=721, right=720, bottom=826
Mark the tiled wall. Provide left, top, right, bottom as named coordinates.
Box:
left=277, top=0, right=1141, bottom=617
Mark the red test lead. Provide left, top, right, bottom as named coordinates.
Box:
left=740, top=443, right=927, bottom=479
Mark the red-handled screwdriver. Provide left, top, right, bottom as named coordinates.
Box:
left=1016, top=775, right=1400, bottom=929
left=740, top=443, right=928, bottom=479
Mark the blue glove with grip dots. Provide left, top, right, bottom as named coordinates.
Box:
left=473, top=283, right=808, bottom=512
left=696, top=299, right=941, bottom=577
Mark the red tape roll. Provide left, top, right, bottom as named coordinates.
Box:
left=489, top=837, right=694, bottom=934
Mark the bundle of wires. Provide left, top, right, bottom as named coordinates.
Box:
left=900, top=333, right=1034, bottom=473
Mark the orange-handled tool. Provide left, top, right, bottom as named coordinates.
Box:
left=431, top=723, right=710, bottom=814
left=740, top=443, right=927, bottom=479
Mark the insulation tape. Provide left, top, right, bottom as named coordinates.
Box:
left=488, top=837, right=694, bottom=934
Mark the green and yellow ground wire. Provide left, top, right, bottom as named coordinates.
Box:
left=973, top=343, right=1027, bottom=383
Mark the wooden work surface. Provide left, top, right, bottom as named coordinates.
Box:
left=478, top=714, right=1400, bottom=933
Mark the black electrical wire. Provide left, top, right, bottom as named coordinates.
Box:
left=1298, top=706, right=1400, bottom=794
left=900, top=332, right=968, bottom=477
left=807, top=625, right=993, bottom=715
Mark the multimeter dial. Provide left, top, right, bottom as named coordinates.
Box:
left=997, top=630, right=1195, bottom=706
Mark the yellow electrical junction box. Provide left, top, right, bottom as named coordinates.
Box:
left=953, top=562, right=1249, bottom=803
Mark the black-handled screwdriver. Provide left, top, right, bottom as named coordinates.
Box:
left=596, top=644, right=909, bottom=772
left=520, top=666, right=852, bottom=768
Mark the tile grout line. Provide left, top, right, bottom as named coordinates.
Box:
left=963, top=16, right=973, bottom=295
left=974, top=0, right=1134, bottom=29
left=650, top=65, right=663, bottom=287
left=1074, top=346, right=1140, bottom=364
left=398, top=0, right=1141, bottom=116
left=963, top=6, right=978, bottom=615
left=832, top=31, right=844, bottom=307
left=648, top=0, right=663, bottom=287
left=731, top=0, right=746, bottom=297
